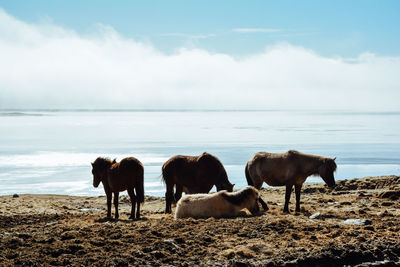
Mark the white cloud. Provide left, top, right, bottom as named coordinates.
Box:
left=1, top=9, right=399, bottom=110
left=159, top=33, right=216, bottom=39
left=232, top=28, right=281, bottom=33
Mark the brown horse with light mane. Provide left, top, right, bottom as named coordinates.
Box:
left=162, top=152, right=234, bottom=213
left=91, top=157, right=144, bottom=219
left=245, top=150, right=337, bottom=213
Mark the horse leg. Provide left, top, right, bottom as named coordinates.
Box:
left=258, top=197, right=269, bottom=211
left=127, top=188, right=136, bottom=219
left=136, top=197, right=141, bottom=219
left=295, top=184, right=302, bottom=212
left=174, top=184, right=183, bottom=203
left=253, top=177, right=268, bottom=211
left=113, top=192, right=119, bottom=220
left=165, top=182, right=174, bottom=214
left=135, top=186, right=141, bottom=219
left=105, top=189, right=112, bottom=218
left=283, top=184, right=293, bottom=213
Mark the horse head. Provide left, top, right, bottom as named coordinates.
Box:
left=215, top=167, right=235, bottom=192
left=91, top=162, right=102, bottom=188
left=318, top=157, right=337, bottom=188
left=245, top=186, right=260, bottom=214
left=91, top=157, right=114, bottom=188
left=248, top=197, right=260, bottom=214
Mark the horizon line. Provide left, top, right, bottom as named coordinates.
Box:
left=1, top=108, right=400, bottom=114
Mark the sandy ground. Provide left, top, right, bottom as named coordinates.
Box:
left=1, top=175, right=400, bottom=266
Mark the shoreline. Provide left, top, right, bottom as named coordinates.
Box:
left=1, top=175, right=399, bottom=266
left=2, top=174, right=399, bottom=199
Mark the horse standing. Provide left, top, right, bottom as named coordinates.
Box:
left=245, top=150, right=336, bottom=213
left=162, top=152, right=234, bottom=213
left=91, top=157, right=144, bottom=219
left=175, top=186, right=259, bottom=219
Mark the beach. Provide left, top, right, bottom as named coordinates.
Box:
left=1, top=175, right=399, bottom=266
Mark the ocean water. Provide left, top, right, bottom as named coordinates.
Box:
left=0, top=110, right=399, bottom=197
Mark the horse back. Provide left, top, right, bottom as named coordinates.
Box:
left=118, top=157, right=144, bottom=176
left=175, top=192, right=235, bottom=218
left=249, top=152, right=299, bottom=186
left=162, top=155, right=191, bottom=181
left=163, top=154, right=223, bottom=192
left=251, top=152, right=294, bottom=171
left=108, top=157, right=144, bottom=191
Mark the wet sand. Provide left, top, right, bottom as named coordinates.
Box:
left=1, top=175, right=400, bottom=266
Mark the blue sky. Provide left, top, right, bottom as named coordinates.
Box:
left=2, top=0, right=400, bottom=57
left=0, top=1, right=399, bottom=110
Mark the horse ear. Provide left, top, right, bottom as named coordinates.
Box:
left=333, top=157, right=336, bottom=161
left=112, top=158, right=117, bottom=164
left=91, top=162, right=94, bottom=167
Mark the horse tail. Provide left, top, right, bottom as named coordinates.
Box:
left=136, top=166, right=145, bottom=203
left=245, top=161, right=254, bottom=186
left=161, top=161, right=169, bottom=185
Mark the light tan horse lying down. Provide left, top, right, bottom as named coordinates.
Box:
left=174, top=186, right=259, bottom=219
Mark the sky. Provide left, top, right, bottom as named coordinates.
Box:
left=0, top=1, right=400, bottom=110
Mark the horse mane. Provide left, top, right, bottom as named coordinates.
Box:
left=287, top=150, right=300, bottom=155
left=198, top=152, right=214, bottom=160
left=197, top=152, right=221, bottom=166
left=220, top=186, right=258, bottom=206
left=92, top=157, right=115, bottom=171
left=324, top=157, right=337, bottom=172
left=286, top=150, right=337, bottom=175
left=287, top=150, right=322, bottom=159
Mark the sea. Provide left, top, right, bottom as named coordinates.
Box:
left=1, top=109, right=399, bottom=197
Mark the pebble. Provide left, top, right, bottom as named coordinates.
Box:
left=163, top=239, right=181, bottom=249
left=376, top=210, right=391, bottom=217
left=309, top=212, right=321, bottom=219
left=343, top=219, right=372, bottom=226
left=79, top=208, right=101, bottom=212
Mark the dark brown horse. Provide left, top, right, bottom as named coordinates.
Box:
left=162, top=152, right=234, bottom=213
left=245, top=150, right=337, bottom=213
left=91, top=157, right=144, bottom=219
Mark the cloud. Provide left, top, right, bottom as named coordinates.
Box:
left=232, top=28, right=282, bottom=33
left=159, top=33, right=216, bottom=39
left=1, top=9, right=400, bottom=110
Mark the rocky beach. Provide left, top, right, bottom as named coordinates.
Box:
left=1, top=175, right=400, bottom=266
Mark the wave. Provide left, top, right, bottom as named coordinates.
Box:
left=0, top=152, right=168, bottom=168
left=0, top=112, right=44, bottom=117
